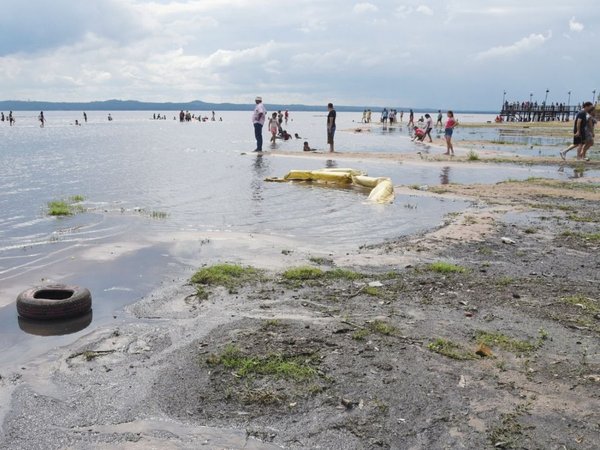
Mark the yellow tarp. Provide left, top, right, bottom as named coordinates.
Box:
left=267, top=168, right=395, bottom=204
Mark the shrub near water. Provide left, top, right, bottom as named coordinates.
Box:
left=190, top=264, right=260, bottom=288
left=47, top=195, right=86, bottom=216
left=282, top=266, right=364, bottom=281
left=427, top=261, right=468, bottom=274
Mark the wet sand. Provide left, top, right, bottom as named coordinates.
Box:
left=1, top=127, right=599, bottom=449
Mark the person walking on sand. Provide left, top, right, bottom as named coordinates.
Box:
left=327, top=102, right=336, bottom=153
left=581, top=106, right=597, bottom=161
left=560, top=102, right=593, bottom=160
left=424, top=113, right=433, bottom=143
left=436, top=110, right=443, bottom=128
left=252, top=96, right=266, bottom=152
left=38, top=111, right=45, bottom=128
left=444, top=111, right=458, bottom=155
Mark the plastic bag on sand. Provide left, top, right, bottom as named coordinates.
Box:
left=368, top=179, right=395, bottom=204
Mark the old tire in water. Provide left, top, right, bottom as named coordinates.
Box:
left=16, top=284, right=92, bottom=320
left=18, top=310, right=93, bottom=336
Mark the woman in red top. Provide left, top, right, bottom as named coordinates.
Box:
left=444, top=111, right=458, bottom=155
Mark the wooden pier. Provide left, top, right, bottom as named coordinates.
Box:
left=499, top=102, right=579, bottom=122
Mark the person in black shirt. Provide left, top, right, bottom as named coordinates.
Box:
left=560, top=101, right=593, bottom=160
left=327, top=102, right=336, bottom=152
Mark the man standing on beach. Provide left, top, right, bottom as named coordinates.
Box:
left=327, top=102, right=336, bottom=153
left=252, top=96, right=266, bottom=152
left=560, top=101, right=593, bottom=160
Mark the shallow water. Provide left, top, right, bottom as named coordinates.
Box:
left=0, top=111, right=595, bottom=366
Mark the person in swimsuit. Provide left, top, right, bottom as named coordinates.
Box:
left=268, top=112, right=278, bottom=144
left=444, top=111, right=458, bottom=155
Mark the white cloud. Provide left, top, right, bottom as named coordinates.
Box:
left=353, top=2, right=378, bottom=14
left=569, top=17, right=584, bottom=32
left=476, top=32, right=552, bottom=60
left=416, top=5, right=433, bottom=16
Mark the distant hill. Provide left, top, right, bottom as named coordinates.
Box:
left=0, top=99, right=494, bottom=114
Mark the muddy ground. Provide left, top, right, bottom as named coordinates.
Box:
left=0, top=178, right=598, bottom=450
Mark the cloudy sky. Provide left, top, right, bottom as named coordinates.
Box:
left=1, top=0, right=598, bottom=109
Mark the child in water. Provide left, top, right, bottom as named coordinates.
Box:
left=268, top=113, right=278, bottom=144
left=303, top=141, right=314, bottom=152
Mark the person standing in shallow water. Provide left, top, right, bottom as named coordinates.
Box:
left=444, top=110, right=458, bottom=155
left=38, top=111, right=45, bottom=128
left=252, top=96, right=266, bottom=152
left=83, top=112, right=87, bottom=123
left=327, top=102, right=336, bottom=153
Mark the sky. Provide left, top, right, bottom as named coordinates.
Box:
left=0, top=0, right=598, bottom=110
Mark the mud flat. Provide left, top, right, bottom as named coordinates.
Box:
left=0, top=175, right=598, bottom=449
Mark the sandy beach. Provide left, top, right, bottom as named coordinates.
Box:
left=1, top=119, right=598, bottom=449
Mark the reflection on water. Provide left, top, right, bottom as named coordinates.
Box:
left=251, top=155, right=268, bottom=203
left=18, top=310, right=93, bottom=337
left=440, top=166, right=451, bottom=185
left=325, top=159, right=337, bottom=168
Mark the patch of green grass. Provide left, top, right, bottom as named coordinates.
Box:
left=282, top=266, right=324, bottom=280
left=427, top=338, right=476, bottom=360
left=326, top=268, right=363, bottom=280
left=47, top=200, right=71, bottom=216
left=191, top=264, right=260, bottom=288
left=561, top=294, right=599, bottom=313
left=567, top=213, right=597, bottom=223
left=195, top=285, right=209, bottom=300
left=475, top=331, right=538, bottom=354
left=369, top=320, right=397, bottom=336
left=352, top=328, right=370, bottom=341
left=282, top=266, right=364, bottom=281
left=47, top=195, right=87, bottom=216
left=207, top=345, right=318, bottom=381
left=364, top=286, right=381, bottom=297
left=561, top=231, right=600, bottom=243
left=427, top=261, right=468, bottom=274
left=467, top=150, right=480, bottom=161
left=496, top=276, right=515, bottom=287
left=69, top=195, right=85, bottom=203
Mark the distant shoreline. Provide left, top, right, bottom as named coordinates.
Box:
left=0, top=99, right=496, bottom=114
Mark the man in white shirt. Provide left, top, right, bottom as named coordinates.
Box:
left=252, top=96, right=266, bottom=152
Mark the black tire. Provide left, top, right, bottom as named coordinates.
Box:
left=18, top=310, right=93, bottom=336
left=16, top=284, right=92, bottom=320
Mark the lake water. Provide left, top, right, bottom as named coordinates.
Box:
left=0, top=110, right=595, bottom=366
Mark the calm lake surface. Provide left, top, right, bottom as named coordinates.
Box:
left=0, top=110, right=595, bottom=365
